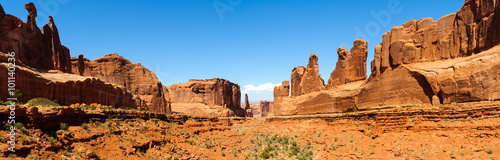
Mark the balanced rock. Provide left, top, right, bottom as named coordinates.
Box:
left=24, top=2, right=37, bottom=31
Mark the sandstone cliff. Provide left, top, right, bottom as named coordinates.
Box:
left=290, top=54, right=325, bottom=97
left=260, top=101, right=274, bottom=117
left=70, top=53, right=171, bottom=113
left=274, top=0, right=500, bottom=115
left=167, top=78, right=245, bottom=117
left=0, top=54, right=136, bottom=107
left=0, top=3, right=71, bottom=73
left=327, top=39, right=368, bottom=88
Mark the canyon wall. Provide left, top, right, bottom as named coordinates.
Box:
left=70, top=53, right=171, bottom=113
left=274, top=0, right=500, bottom=115
left=0, top=58, right=136, bottom=107
left=0, top=3, right=70, bottom=73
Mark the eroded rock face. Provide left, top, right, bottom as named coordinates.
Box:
left=0, top=60, right=136, bottom=108
left=273, top=81, right=290, bottom=98
left=327, top=39, right=368, bottom=88
left=168, top=78, right=244, bottom=117
left=0, top=3, right=71, bottom=73
left=290, top=66, right=305, bottom=97
left=260, top=101, right=274, bottom=117
left=289, top=54, right=324, bottom=97
left=244, top=94, right=253, bottom=117
left=70, top=53, right=170, bottom=113
left=43, top=16, right=71, bottom=73
left=275, top=0, right=500, bottom=115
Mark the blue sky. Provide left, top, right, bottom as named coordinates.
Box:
left=1, top=0, right=463, bottom=102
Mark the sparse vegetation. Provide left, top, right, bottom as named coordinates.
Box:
left=26, top=98, right=60, bottom=107
left=60, top=123, right=69, bottom=131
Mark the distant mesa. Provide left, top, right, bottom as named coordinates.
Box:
left=168, top=78, right=245, bottom=117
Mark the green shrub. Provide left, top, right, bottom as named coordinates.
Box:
left=81, top=124, right=88, bottom=130
left=487, top=149, right=493, bottom=154
left=60, top=123, right=69, bottom=131
left=26, top=98, right=60, bottom=107
left=260, top=150, right=271, bottom=159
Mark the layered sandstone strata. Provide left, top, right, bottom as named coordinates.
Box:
left=70, top=53, right=170, bottom=113
left=168, top=78, right=245, bottom=117
left=0, top=55, right=136, bottom=107
left=274, top=0, right=500, bottom=115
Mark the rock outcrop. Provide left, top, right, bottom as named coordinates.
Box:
left=327, top=39, right=368, bottom=88
left=168, top=78, right=245, bottom=117
left=289, top=54, right=324, bottom=97
left=273, top=81, right=290, bottom=97
left=0, top=3, right=71, bottom=73
left=290, top=66, right=305, bottom=97
left=0, top=57, right=136, bottom=108
left=260, top=101, right=274, bottom=117
left=274, top=0, right=500, bottom=115
left=244, top=94, right=253, bottom=117
left=361, top=0, right=500, bottom=109
left=70, top=53, right=170, bottom=113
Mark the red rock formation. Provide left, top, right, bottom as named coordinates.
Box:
left=327, top=39, right=368, bottom=88
left=70, top=53, right=171, bottom=113
left=244, top=94, right=253, bottom=117
left=275, top=0, right=500, bottom=115
left=299, top=53, right=325, bottom=94
left=0, top=3, right=71, bottom=73
left=168, top=78, right=245, bottom=117
left=0, top=59, right=136, bottom=108
left=260, top=101, right=274, bottom=117
left=360, top=0, right=500, bottom=109
left=290, top=66, right=305, bottom=97
left=289, top=54, right=324, bottom=97
left=77, top=54, right=84, bottom=76
left=42, top=16, right=71, bottom=73
left=273, top=81, right=290, bottom=98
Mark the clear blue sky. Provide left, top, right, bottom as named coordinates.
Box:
left=1, top=0, right=463, bottom=102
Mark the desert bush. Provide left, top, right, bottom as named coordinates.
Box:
left=60, top=123, right=69, bottom=131
left=81, top=124, right=88, bottom=130
left=26, top=98, right=60, bottom=107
